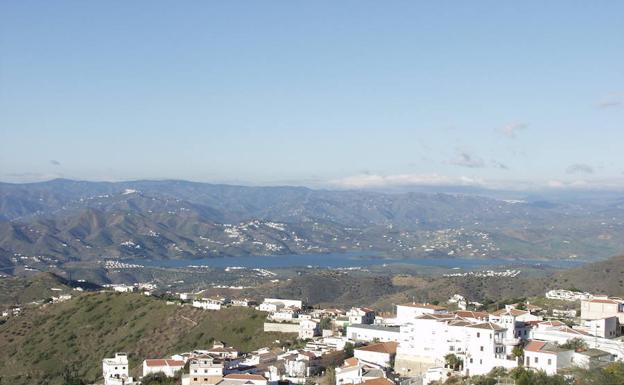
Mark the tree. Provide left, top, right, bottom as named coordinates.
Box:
left=320, top=317, right=332, bottom=330
left=559, top=337, right=588, bottom=351
left=512, top=345, right=524, bottom=364
left=444, top=354, right=462, bottom=371
left=344, top=342, right=354, bottom=358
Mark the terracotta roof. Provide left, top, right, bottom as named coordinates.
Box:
left=525, top=340, right=568, bottom=354
left=467, top=322, right=505, bottom=331
left=356, top=342, right=398, bottom=354
left=145, top=359, right=184, bottom=367
left=539, top=321, right=565, bottom=327
left=400, top=303, right=446, bottom=310
left=224, top=374, right=267, bottom=381
left=455, top=311, right=489, bottom=320
left=589, top=299, right=620, bottom=304
left=343, top=357, right=360, bottom=367
left=524, top=340, right=547, bottom=353
left=492, top=308, right=529, bottom=317
left=361, top=378, right=395, bottom=385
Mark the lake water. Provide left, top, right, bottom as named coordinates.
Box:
left=132, top=252, right=585, bottom=270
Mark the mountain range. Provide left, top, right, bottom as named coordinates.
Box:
left=1, top=179, right=624, bottom=274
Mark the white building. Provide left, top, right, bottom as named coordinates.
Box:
left=394, top=314, right=517, bottom=376
left=299, top=319, right=321, bottom=339
left=142, top=359, right=185, bottom=377
left=531, top=323, right=624, bottom=360
left=259, top=298, right=302, bottom=312
left=546, top=289, right=594, bottom=301
left=112, top=284, right=136, bottom=293
left=335, top=358, right=387, bottom=385
left=354, top=342, right=398, bottom=369
left=103, top=352, right=134, bottom=385
left=180, top=293, right=198, bottom=301
left=576, top=317, right=619, bottom=338
left=523, top=340, right=574, bottom=375
left=193, top=298, right=226, bottom=310
left=348, top=307, right=376, bottom=325
left=489, top=308, right=539, bottom=345
left=581, top=298, right=624, bottom=333
left=395, top=303, right=447, bottom=325
left=181, top=356, right=224, bottom=385
left=347, top=324, right=401, bottom=343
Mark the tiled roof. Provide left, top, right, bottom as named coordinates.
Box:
left=454, top=311, right=490, bottom=320
left=356, top=342, right=398, bottom=354
left=224, top=374, right=267, bottom=381
left=400, top=303, right=446, bottom=310
left=491, top=308, right=529, bottom=317
left=361, top=378, right=395, bottom=385
left=145, top=359, right=185, bottom=367
left=342, top=357, right=360, bottom=367
left=467, top=322, right=505, bottom=331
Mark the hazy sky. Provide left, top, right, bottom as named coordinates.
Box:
left=1, top=1, right=623, bottom=190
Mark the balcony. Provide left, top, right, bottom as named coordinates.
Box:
left=503, top=337, right=521, bottom=346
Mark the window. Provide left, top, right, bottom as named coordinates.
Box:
left=470, top=358, right=473, bottom=363
left=480, top=346, right=484, bottom=351
left=534, top=357, right=538, bottom=363
left=479, top=359, right=482, bottom=364
left=548, top=359, right=552, bottom=365
left=477, top=332, right=481, bottom=338
left=194, top=379, right=198, bottom=382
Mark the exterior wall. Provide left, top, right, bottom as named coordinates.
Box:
left=523, top=351, right=573, bottom=375
left=354, top=350, right=391, bottom=368
left=396, top=305, right=444, bottom=324
left=192, top=300, right=222, bottom=310
left=347, top=326, right=400, bottom=342
left=264, top=322, right=300, bottom=333
left=262, top=298, right=302, bottom=308
left=581, top=300, right=624, bottom=323
left=143, top=363, right=183, bottom=377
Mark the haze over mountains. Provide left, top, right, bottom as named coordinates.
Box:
left=1, top=179, right=624, bottom=274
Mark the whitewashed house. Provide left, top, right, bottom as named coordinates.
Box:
left=142, top=359, right=185, bottom=377
left=181, top=356, right=224, bottom=385
left=299, top=319, right=321, bottom=339
left=523, top=340, right=574, bottom=375
left=348, top=307, right=376, bottom=325
left=103, top=352, right=134, bottom=385
left=193, top=297, right=227, bottom=310
left=347, top=324, right=401, bottom=343
left=354, top=342, right=398, bottom=369
left=395, top=303, right=447, bottom=325
left=335, top=358, right=387, bottom=385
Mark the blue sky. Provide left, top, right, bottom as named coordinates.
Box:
left=1, top=1, right=623, bottom=190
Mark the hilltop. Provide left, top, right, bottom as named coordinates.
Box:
left=0, top=292, right=291, bottom=385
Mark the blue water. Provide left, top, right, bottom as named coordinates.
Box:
left=131, top=252, right=585, bottom=270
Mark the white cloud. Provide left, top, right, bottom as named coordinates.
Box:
left=449, top=152, right=485, bottom=168
left=566, top=163, right=594, bottom=175
left=501, top=122, right=528, bottom=138
left=331, top=173, right=484, bottom=189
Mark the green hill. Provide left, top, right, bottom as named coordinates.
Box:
left=0, top=272, right=73, bottom=307
left=0, top=292, right=291, bottom=385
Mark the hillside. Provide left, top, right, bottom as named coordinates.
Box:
left=1, top=179, right=624, bottom=275
left=551, top=254, right=624, bottom=295
left=0, top=292, right=291, bottom=385
left=0, top=273, right=73, bottom=307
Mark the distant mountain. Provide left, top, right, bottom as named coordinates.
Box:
left=1, top=179, right=624, bottom=274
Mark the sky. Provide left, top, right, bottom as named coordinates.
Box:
left=1, top=1, right=623, bottom=190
